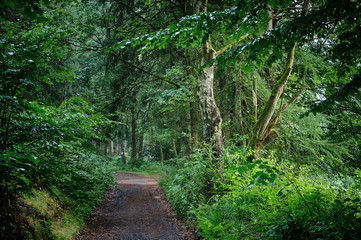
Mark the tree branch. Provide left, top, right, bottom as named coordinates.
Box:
left=114, top=0, right=185, bottom=59
left=111, top=52, right=181, bottom=88
left=215, top=34, right=249, bottom=57
left=262, top=84, right=308, bottom=140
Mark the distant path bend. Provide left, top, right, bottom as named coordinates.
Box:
left=77, top=172, right=196, bottom=240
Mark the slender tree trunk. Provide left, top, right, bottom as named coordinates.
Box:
left=150, top=127, right=155, bottom=154
left=160, top=146, right=164, bottom=164
left=131, top=110, right=137, bottom=160
left=172, top=140, right=178, bottom=162
left=138, top=135, right=144, bottom=160
left=110, top=140, right=114, bottom=155
left=103, top=141, right=107, bottom=155
left=96, top=139, right=101, bottom=153
left=119, top=140, right=126, bottom=165
left=252, top=76, right=258, bottom=122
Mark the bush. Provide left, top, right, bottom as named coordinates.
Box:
left=160, top=140, right=361, bottom=239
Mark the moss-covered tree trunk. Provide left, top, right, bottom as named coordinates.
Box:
left=250, top=44, right=296, bottom=156
left=198, top=42, right=224, bottom=155
left=249, top=0, right=310, bottom=158
left=190, top=0, right=224, bottom=156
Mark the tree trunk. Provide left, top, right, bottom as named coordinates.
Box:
left=103, top=141, right=107, bottom=155
left=190, top=0, right=224, bottom=156
left=119, top=140, right=126, bottom=165
left=172, top=140, right=178, bottom=162
left=150, top=127, right=155, bottom=154
left=198, top=41, right=224, bottom=156
left=110, top=140, right=114, bottom=155
left=160, top=146, right=164, bottom=164
left=131, top=110, right=137, bottom=160
left=96, top=139, right=101, bottom=153
left=138, top=135, right=144, bottom=160
left=250, top=44, right=296, bottom=157
left=249, top=0, right=311, bottom=158
left=252, top=76, right=258, bottom=122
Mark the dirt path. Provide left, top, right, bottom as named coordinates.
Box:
left=76, top=172, right=197, bottom=240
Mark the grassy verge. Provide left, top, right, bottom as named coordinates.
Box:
left=2, top=153, right=113, bottom=240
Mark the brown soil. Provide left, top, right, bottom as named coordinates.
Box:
left=76, top=172, right=197, bottom=240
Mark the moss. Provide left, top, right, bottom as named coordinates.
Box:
left=22, top=190, right=83, bottom=240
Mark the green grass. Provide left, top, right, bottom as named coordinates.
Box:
left=107, top=156, right=177, bottom=179
left=22, top=190, right=83, bottom=240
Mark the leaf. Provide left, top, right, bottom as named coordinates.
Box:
left=5, top=0, right=15, bottom=8
left=238, top=166, right=246, bottom=173
left=268, top=174, right=277, bottom=183
left=248, top=163, right=256, bottom=170
left=259, top=164, right=269, bottom=169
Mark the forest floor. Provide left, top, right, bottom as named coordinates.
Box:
left=76, top=172, right=197, bottom=240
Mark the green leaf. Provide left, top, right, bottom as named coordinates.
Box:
left=248, top=163, right=256, bottom=170
left=238, top=166, right=246, bottom=173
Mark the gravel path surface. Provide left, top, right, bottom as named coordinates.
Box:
left=76, top=172, right=197, bottom=240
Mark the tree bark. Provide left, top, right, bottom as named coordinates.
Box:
left=172, top=140, right=178, bottom=162
left=252, top=76, right=258, bottom=122
left=250, top=44, right=296, bottom=157
left=111, top=140, right=114, bottom=155
left=103, top=141, right=107, bottom=155
left=131, top=109, right=137, bottom=160
left=119, top=140, right=126, bottom=165
left=249, top=0, right=311, bottom=158
left=138, top=135, right=144, bottom=160
left=198, top=41, right=224, bottom=156
left=150, top=127, right=155, bottom=154
left=188, top=0, right=224, bottom=156
left=96, top=139, right=101, bottom=153
left=160, top=146, right=164, bottom=164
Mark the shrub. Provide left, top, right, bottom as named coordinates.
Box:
left=160, top=140, right=361, bottom=239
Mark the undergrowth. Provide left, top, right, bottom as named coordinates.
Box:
left=108, top=156, right=177, bottom=179
left=160, top=138, right=361, bottom=239
left=1, top=153, right=113, bottom=240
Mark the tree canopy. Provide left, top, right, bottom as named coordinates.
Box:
left=1, top=0, right=361, bottom=239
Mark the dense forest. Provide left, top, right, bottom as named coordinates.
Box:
left=1, top=0, right=361, bottom=239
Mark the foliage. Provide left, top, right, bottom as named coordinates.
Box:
left=20, top=154, right=112, bottom=240
left=161, top=139, right=361, bottom=239
left=0, top=11, right=113, bottom=239
left=2, top=0, right=361, bottom=239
